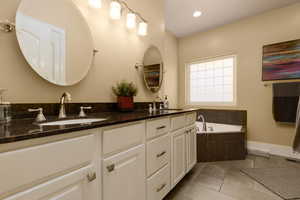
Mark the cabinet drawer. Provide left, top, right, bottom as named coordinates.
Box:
left=147, top=134, right=170, bottom=177
left=0, top=135, right=95, bottom=197
left=186, top=112, right=197, bottom=126
left=103, top=122, right=145, bottom=156
left=146, top=117, right=170, bottom=140
left=171, top=115, right=186, bottom=131
left=3, top=165, right=95, bottom=200
left=147, top=164, right=170, bottom=200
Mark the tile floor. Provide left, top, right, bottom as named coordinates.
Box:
left=164, top=155, right=300, bottom=200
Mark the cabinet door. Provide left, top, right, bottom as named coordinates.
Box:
left=4, top=165, right=97, bottom=200
left=103, top=145, right=145, bottom=200
left=186, top=127, right=197, bottom=172
left=171, top=129, right=186, bottom=187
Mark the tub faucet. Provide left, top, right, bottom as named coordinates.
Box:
left=198, top=115, right=207, bottom=131
left=59, top=92, right=71, bottom=119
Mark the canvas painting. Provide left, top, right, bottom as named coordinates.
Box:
left=262, top=39, right=300, bottom=81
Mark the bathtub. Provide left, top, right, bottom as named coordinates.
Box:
left=196, top=122, right=243, bottom=134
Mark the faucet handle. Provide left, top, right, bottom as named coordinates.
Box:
left=79, top=106, right=92, bottom=117
left=159, top=103, right=164, bottom=110
left=28, top=108, right=46, bottom=122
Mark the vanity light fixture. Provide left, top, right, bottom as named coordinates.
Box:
left=88, top=0, right=101, bottom=8
left=126, top=12, right=136, bottom=29
left=110, top=1, right=122, bottom=20
left=138, top=21, right=148, bottom=36
left=108, top=0, right=148, bottom=36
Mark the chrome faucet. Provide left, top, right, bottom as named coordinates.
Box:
left=59, top=92, right=71, bottom=119
left=198, top=115, right=207, bottom=131
left=153, top=95, right=163, bottom=111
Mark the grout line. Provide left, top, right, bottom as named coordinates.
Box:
left=218, top=179, right=225, bottom=192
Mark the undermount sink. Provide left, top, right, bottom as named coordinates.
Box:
left=39, top=118, right=107, bottom=126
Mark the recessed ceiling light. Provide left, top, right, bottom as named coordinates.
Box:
left=193, top=11, right=202, bottom=18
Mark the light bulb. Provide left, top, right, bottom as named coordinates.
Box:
left=193, top=11, right=202, bottom=18
left=138, top=22, right=148, bottom=36
left=89, top=0, right=101, bottom=8
left=110, top=1, right=122, bottom=20
left=126, top=13, right=136, bottom=29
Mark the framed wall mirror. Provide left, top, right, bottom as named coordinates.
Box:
left=15, top=0, right=95, bottom=86
left=143, top=46, right=164, bottom=93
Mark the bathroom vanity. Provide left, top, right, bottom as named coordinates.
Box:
left=0, top=110, right=197, bottom=200
left=0, top=0, right=196, bottom=199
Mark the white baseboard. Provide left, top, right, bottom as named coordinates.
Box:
left=247, top=141, right=300, bottom=160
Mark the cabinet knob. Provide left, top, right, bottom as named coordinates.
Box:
left=156, top=183, right=166, bottom=192
left=87, top=172, right=96, bottom=182
left=107, top=164, right=115, bottom=172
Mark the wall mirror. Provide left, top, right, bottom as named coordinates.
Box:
left=16, top=0, right=95, bottom=86
left=143, top=46, right=164, bottom=93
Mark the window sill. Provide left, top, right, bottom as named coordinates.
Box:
left=186, top=102, right=237, bottom=107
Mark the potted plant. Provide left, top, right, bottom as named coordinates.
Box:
left=112, top=81, right=138, bottom=112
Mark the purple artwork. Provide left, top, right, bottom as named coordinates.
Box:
left=262, top=39, right=300, bottom=81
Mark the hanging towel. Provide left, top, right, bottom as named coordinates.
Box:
left=273, top=83, right=299, bottom=123
left=293, top=96, right=300, bottom=153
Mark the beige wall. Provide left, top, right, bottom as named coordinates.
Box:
left=178, top=3, right=300, bottom=146
left=0, top=0, right=176, bottom=104
left=164, top=31, right=178, bottom=108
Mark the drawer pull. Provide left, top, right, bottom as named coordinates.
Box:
left=107, top=164, right=115, bottom=172
left=156, top=125, right=166, bottom=130
left=156, top=151, right=166, bottom=158
left=156, top=183, right=166, bottom=192
left=87, top=172, right=97, bottom=182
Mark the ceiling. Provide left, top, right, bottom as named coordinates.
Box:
left=165, top=0, right=300, bottom=37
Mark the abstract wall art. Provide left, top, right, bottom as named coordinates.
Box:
left=262, top=39, right=300, bottom=81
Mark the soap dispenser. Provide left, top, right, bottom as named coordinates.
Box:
left=0, top=89, right=11, bottom=124
left=163, top=95, right=169, bottom=109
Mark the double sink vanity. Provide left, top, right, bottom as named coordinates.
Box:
left=0, top=108, right=198, bottom=200
left=0, top=0, right=198, bottom=199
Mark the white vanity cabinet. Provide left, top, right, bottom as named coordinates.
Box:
left=170, top=113, right=197, bottom=188
left=0, top=111, right=198, bottom=200
left=186, top=125, right=197, bottom=173
left=0, top=132, right=99, bottom=200
left=102, top=145, right=145, bottom=200
left=145, top=117, right=171, bottom=200
left=171, top=128, right=187, bottom=186
left=101, top=121, right=146, bottom=200
left=4, top=165, right=97, bottom=200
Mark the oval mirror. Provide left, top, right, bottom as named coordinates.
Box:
left=16, top=0, right=94, bottom=86
left=143, top=46, right=164, bottom=93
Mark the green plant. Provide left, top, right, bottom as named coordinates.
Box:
left=112, top=81, right=138, bottom=97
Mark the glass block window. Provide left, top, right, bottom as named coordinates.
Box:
left=186, top=55, right=236, bottom=105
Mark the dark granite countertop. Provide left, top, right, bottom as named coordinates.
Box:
left=0, top=109, right=199, bottom=144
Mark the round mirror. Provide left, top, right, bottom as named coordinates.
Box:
left=16, top=0, right=94, bottom=86
left=143, top=46, right=164, bottom=93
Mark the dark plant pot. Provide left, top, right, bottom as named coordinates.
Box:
left=117, top=96, right=134, bottom=112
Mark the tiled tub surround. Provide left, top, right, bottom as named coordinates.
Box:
left=196, top=109, right=247, bottom=162
left=196, top=109, right=247, bottom=126
left=0, top=105, right=198, bottom=144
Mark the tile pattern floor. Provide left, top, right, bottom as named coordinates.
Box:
left=164, top=155, right=300, bottom=200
